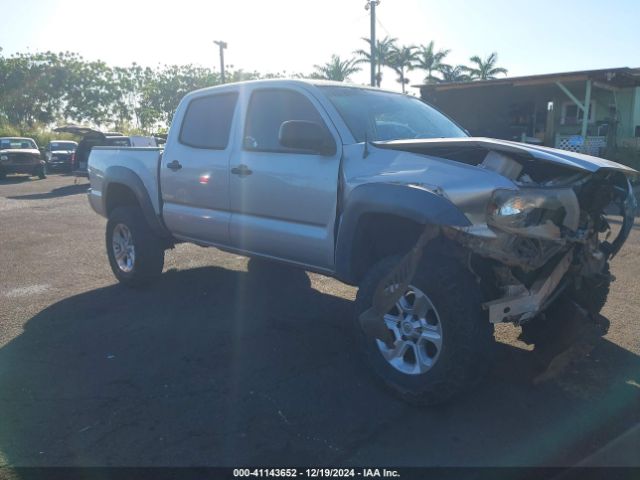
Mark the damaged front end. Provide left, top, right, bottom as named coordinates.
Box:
left=445, top=152, right=637, bottom=324
left=374, top=138, right=637, bottom=325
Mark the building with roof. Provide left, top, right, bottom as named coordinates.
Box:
left=416, top=67, right=640, bottom=157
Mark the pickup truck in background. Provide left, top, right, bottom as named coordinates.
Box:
left=0, top=137, right=46, bottom=179
left=87, top=80, right=637, bottom=405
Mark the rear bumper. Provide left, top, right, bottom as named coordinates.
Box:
left=47, top=160, right=71, bottom=170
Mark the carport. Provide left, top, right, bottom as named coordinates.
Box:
left=417, top=67, right=640, bottom=156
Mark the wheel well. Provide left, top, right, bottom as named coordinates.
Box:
left=105, top=183, right=140, bottom=215
left=350, top=213, right=424, bottom=284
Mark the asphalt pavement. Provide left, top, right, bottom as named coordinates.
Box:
left=0, top=174, right=638, bottom=467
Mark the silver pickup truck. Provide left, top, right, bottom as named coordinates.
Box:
left=88, top=79, right=637, bottom=404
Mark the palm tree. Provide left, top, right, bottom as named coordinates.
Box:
left=311, top=55, right=361, bottom=81
left=439, top=65, right=471, bottom=83
left=467, top=52, right=508, bottom=80
left=387, top=45, right=419, bottom=93
left=353, top=36, right=397, bottom=87
left=414, top=41, right=450, bottom=84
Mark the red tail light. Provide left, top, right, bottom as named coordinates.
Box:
left=70, top=152, right=76, bottom=169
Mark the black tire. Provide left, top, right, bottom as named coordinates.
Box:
left=354, top=254, right=495, bottom=406
left=520, top=263, right=611, bottom=348
left=0, top=171, right=6, bottom=180
left=567, top=262, right=611, bottom=314
left=106, top=206, right=165, bottom=287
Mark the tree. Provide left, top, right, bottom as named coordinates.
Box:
left=467, top=52, right=508, bottom=80
left=354, top=35, right=397, bottom=87
left=414, top=41, right=450, bottom=84
left=439, top=65, right=471, bottom=83
left=387, top=45, right=419, bottom=93
left=312, top=55, right=361, bottom=81
left=0, top=51, right=72, bottom=126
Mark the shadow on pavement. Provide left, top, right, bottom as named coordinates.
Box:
left=7, top=183, right=89, bottom=200
left=0, top=264, right=638, bottom=467
left=0, top=175, right=36, bottom=185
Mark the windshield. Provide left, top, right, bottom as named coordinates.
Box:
left=319, top=86, right=467, bottom=143
left=106, top=137, right=131, bottom=147
left=50, top=142, right=77, bottom=151
left=0, top=138, right=37, bottom=150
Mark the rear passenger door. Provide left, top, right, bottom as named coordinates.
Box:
left=161, top=90, right=238, bottom=245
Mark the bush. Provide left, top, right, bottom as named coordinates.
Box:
left=0, top=121, right=77, bottom=148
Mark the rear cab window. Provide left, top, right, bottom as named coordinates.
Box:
left=179, top=92, right=238, bottom=149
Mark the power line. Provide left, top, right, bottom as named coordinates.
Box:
left=376, top=17, right=392, bottom=38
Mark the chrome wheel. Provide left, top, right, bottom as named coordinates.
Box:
left=376, top=285, right=443, bottom=375
left=112, top=223, right=135, bottom=273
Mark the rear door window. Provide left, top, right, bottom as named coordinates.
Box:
left=179, top=92, right=238, bottom=149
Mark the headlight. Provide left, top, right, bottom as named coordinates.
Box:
left=488, top=188, right=579, bottom=233
left=0, top=154, right=7, bottom=161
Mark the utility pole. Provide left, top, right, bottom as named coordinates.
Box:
left=365, top=1, right=380, bottom=87
left=214, top=40, right=228, bottom=83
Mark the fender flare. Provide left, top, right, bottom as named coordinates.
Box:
left=334, top=183, right=471, bottom=284
left=102, top=166, right=170, bottom=238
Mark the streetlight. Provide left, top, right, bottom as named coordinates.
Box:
left=214, top=40, right=228, bottom=83
left=365, top=1, right=380, bottom=87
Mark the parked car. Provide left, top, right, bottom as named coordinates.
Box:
left=0, top=137, right=46, bottom=179
left=45, top=140, right=78, bottom=172
left=87, top=80, right=637, bottom=405
left=53, top=125, right=158, bottom=176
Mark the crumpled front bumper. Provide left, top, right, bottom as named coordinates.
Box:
left=451, top=178, right=637, bottom=324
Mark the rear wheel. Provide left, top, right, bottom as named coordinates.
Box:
left=106, top=206, right=165, bottom=287
left=354, top=254, right=494, bottom=406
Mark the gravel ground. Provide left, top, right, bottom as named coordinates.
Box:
left=0, top=173, right=638, bottom=467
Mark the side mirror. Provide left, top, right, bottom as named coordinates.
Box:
left=278, top=120, right=336, bottom=156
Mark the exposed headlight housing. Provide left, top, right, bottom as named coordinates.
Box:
left=0, top=154, right=7, bottom=161
left=487, top=188, right=580, bottom=238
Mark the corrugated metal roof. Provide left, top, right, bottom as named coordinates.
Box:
left=415, top=67, right=640, bottom=92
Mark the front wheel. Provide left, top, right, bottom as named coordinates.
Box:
left=354, top=254, right=495, bottom=406
left=106, top=206, right=165, bottom=287
left=567, top=262, right=611, bottom=314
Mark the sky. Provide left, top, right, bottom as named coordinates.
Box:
left=1, top=0, right=639, bottom=92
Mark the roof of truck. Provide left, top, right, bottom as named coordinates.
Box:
left=187, top=78, right=393, bottom=97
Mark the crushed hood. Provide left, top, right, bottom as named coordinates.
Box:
left=373, top=137, right=638, bottom=176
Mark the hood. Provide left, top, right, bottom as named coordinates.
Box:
left=374, top=137, right=637, bottom=177
left=0, top=148, right=41, bottom=155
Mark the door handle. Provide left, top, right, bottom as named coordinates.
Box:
left=231, top=164, right=253, bottom=177
left=167, top=160, right=182, bottom=171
